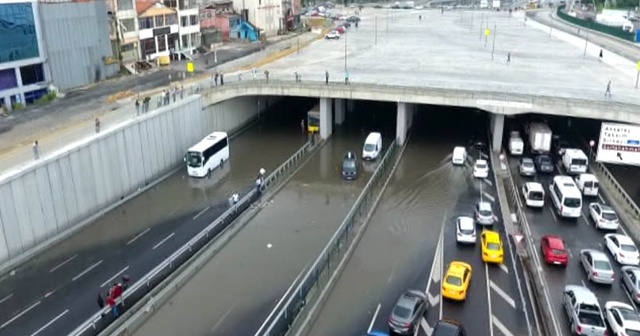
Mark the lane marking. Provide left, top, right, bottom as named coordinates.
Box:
left=388, top=261, right=398, bottom=283
left=427, top=292, right=440, bottom=307
left=152, top=232, right=175, bottom=250
left=498, top=263, right=509, bottom=274
left=483, top=178, right=493, bottom=186
left=72, top=260, right=103, bottom=282
left=48, top=254, right=78, bottom=273
left=423, top=216, right=444, bottom=324
left=483, top=192, right=495, bottom=203
left=0, top=300, right=41, bottom=329
left=598, top=194, right=606, bottom=204
left=127, top=228, right=151, bottom=245
left=581, top=279, right=587, bottom=287
left=193, top=206, right=211, bottom=220
left=30, top=309, right=69, bottom=336
left=210, top=306, right=233, bottom=333
left=100, top=266, right=130, bottom=288
left=0, top=294, right=13, bottom=305
left=493, top=316, right=516, bottom=336
left=420, top=318, right=433, bottom=336
left=367, top=303, right=381, bottom=334
left=480, top=152, right=489, bottom=159
left=485, top=264, right=495, bottom=336
left=490, top=280, right=517, bottom=309
left=549, top=209, right=558, bottom=223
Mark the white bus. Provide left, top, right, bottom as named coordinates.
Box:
left=549, top=175, right=583, bottom=218
left=185, top=132, right=230, bottom=178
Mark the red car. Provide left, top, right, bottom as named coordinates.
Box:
left=335, top=26, right=346, bottom=34
left=540, top=235, right=569, bottom=266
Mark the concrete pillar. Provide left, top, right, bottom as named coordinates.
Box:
left=396, top=102, right=412, bottom=145
left=490, top=113, right=505, bottom=153
left=347, top=99, right=355, bottom=112
left=320, top=98, right=333, bottom=139
left=334, top=99, right=345, bottom=125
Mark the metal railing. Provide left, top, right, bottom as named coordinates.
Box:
left=256, top=139, right=399, bottom=336
left=68, top=139, right=318, bottom=336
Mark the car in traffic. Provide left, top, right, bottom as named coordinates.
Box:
left=451, top=146, right=467, bottom=166
left=432, top=318, right=467, bottom=336
left=473, top=159, right=489, bottom=179
left=335, top=26, right=346, bottom=34
left=518, top=157, right=536, bottom=176
left=621, top=266, right=640, bottom=304
left=589, top=203, right=620, bottom=230
left=534, top=154, right=554, bottom=173
left=604, top=301, right=640, bottom=336
left=481, top=230, right=504, bottom=264
left=521, top=182, right=545, bottom=208
left=341, top=151, right=358, bottom=180
left=540, top=234, right=569, bottom=266
left=340, top=21, right=351, bottom=28
left=604, top=233, right=640, bottom=265
left=455, top=216, right=476, bottom=244
left=580, top=249, right=615, bottom=285
left=442, top=261, right=472, bottom=301
left=388, top=290, right=428, bottom=335
left=346, top=15, right=360, bottom=22
left=474, top=201, right=497, bottom=226
left=562, top=285, right=608, bottom=336
left=325, top=30, right=340, bottom=39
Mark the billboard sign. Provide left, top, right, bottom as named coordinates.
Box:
left=596, top=122, right=640, bottom=166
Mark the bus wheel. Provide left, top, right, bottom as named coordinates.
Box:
left=220, top=159, right=224, bottom=167
left=207, top=169, right=212, bottom=178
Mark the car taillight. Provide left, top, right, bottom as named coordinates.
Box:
left=620, top=252, right=625, bottom=258
left=593, top=272, right=598, bottom=277
left=576, top=325, right=582, bottom=334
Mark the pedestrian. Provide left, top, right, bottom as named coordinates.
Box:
left=300, top=119, right=306, bottom=133
left=107, top=295, right=118, bottom=318
left=172, top=87, right=176, bottom=102
left=95, top=117, right=101, bottom=133
left=164, top=90, right=170, bottom=105
left=599, top=49, right=603, bottom=60
left=264, top=70, right=270, bottom=83
left=345, top=70, right=350, bottom=85
left=122, top=275, right=131, bottom=291
left=135, top=99, right=140, bottom=115
left=143, top=96, right=150, bottom=112
left=294, top=71, right=299, bottom=82
left=507, top=52, right=511, bottom=64
left=605, top=80, right=612, bottom=97
left=256, top=177, right=263, bottom=193
left=238, top=72, right=242, bottom=82
left=32, top=140, right=39, bottom=160
left=232, top=192, right=239, bottom=204
left=252, top=68, right=257, bottom=80
left=158, top=91, right=163, bottom=107
left=325, top=70, right=329, bottom=84
left=180, top=85, right=184, bottom=99
left=220, top=72, right=224, bottom=86
left=214, top=72, right=219, bottom=86
left=97, top=291, right=105, bottom=309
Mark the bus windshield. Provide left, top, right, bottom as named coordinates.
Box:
left=308, top=112, right=320, bottom=130
left=186, top=151, right=203, bottom=167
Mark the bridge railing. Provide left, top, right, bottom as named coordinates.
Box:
left=68, top=139, right=317, bottom=336
left=255, top=139, right=399, bottom=336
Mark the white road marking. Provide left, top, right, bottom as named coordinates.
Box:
left=427, top=292, right=440, bottom=307
left=367, top=303, right=381, bottom=334
left=388, top=261, right=398, bottom=283
left=549, top=209, right=558, bottom=223
left=490, top=280, right=517, bottom=309
left=193, top=206, right=211, bottom=220
left=598, top=194, right=606, bottom=204
left=485, top=264, right=495, bottom=336
left=424, top=221, right=444, bottom=322
left=209, top=306, right=233, bottom=333
left=48, top=254, right=78, bottom=273
left=152, top=232, right=175, bottom=250
left=568, top=248, right=573, bottom=259
left=483, top=178, right=493, bottom=186
left=30, top=309, right=69, bottom=336
left=581, top=212, right=590, bottom=225
left=420, top=318, right=433, bottom=336
left=581, top=279, right=587, bottom=287
left=480, top=152, right=489, bottom=159
left=493, top=316, right=516, bottom=336
left=498, top=263, right=509, bottom=274
left=0, top=300, right=41, bottom=329
left=100, top=266, right=130, bottom=288
left=72, top=260, right=103, bottom=282
left=483, top=192, right=495, bottom=202
left=0, top=294, right=13, bottom=305
left=126, top=228, right=151, bottom=245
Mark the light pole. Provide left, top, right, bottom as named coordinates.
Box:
left=387, top=9, right=389, bottom=33
left=589, top=140, right=596, bottom=160
left=375, top=16, right=378, bottom=45
left=479, top=13, right=484, bottom=40
left=491, top=24, right=496, bottom=60
left=344, top=29, right=348, bottom=72
left=583, top=30, right=589, bottom=56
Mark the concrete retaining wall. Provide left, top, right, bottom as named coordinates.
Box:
left=0, top=94, right=266, bottom=265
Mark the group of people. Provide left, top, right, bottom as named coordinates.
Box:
left=210, top=72, right=225, bottom=87
left=97, top=275, right=131, bottom=318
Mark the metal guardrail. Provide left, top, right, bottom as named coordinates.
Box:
left=68, top=139, right=317, bottom=336
left=256, top=139, right=399, bottom=336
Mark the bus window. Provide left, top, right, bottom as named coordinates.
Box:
left=308, top=111, right=320, bottom=133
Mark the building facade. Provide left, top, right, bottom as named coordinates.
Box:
left=0, top=0, right=50, bottom=111
left=137, top=1, right=179, bottom=60
left=163, top=0, right=201, bottom=56
left=231, top=0, right=280, bottom=36
left=108, top=0, right=141, bottom=63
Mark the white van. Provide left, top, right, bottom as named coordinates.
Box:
left=362, top=132, right=382, bottom=160
left=509, top=131, right=524, bottom=156
left=562, top=149, right=588, bottom=175
left=521, top=182, right=545, bottom=208
left=452, top=146, right=467, bottom=165
left=574, top=173, right=600, bottom=197
left=549, top=175, right=583, bottom=218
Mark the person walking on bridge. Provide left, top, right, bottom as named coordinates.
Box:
left=325, top=70, right=329, bottom=84
left=605, top=80, right=612, bottom=98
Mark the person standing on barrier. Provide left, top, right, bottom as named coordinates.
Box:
left=232, top=192, right=239, bottom=204
left=135, top=99, right=140, bottom=116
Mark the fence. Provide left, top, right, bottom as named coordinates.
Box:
left=256, top=139, right=399, bottom=336
left=556, top=5, right=636, bottom=42
left=68, top=139, right=318, bottom=336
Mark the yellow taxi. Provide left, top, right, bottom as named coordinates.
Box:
left=481, top=230, right=504, bottom=264
left=442, top=261, right=472, bottom=301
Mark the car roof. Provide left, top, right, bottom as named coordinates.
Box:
left=525, top=182, right=544, bottom=192
left=543, top=235, right=566, bottom=250
left=565, top=285, right=599, bottom=304
left=607, top=234, right=634, bottom=245
left=478, top=201, right=492, bottom=210
left=396, top=290, right=424, bottom=308
left=447, top=261, right=471, bottom=277
left=622, top=266, right=640, bottom=275
left=483, top=230, right=501, bottom=242
left=605, top=301, right=636, bottom=312
left=457, top=217, right=474, bottom=230
left=344, top=151, right=355, bottom=159
left=521, top=157, right=534, bottom=162
left=600, top=205, right=615, bottom=213
left=582, top=249, right=609, bottom=261
left=475, top=159, right=487, bottom=165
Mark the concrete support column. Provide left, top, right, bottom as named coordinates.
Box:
left=320, top=98, right=333, bottom=139
left=347, top=99, right=355, bottom=112
left=334, top=99, right=345, bottom=125
left=490, top=113, right=505, bottom=153
left=396, top=102, right=413, bottom=145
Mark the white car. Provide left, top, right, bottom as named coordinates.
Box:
left=589, top=203, right=620, bottom=230
left=473, top=160, right=489, bottom=179
left=456, top=216, right=476, bottom=244
left=605, top=234, right=640, bottom=266
left=604, top=301, right=640, bottom=336
left=324, top=31, right=340, bottom=39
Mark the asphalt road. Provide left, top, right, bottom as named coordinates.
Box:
left=130, top=101, right=397, bottom=336
left=0, top=99, right=309, bottom=336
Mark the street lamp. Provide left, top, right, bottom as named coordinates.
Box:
left=344, top=29, right=348, bottom=72
left=589, top=140, right=596, bottom=159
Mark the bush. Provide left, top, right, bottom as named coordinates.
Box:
left=35, top=91, right=57, bottom=105
left=12, top=103, right=25, bottom=111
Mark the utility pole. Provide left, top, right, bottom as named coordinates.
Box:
left=583, top=30, right=589, bottom=56
left=375, top=16, right=378, bottom=45
left=387, top=8, right=389, bottom=33
left=479, top=13, right=484, bottom=40
left=344, top=29, right=348, bottom=71
left=491, top=24, right=496, bottom=60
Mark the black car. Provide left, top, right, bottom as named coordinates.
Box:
left=342, top=151, right=358, bottom=180
left=534, top=154, right=554, bottom=173
left=341, top=21, right=351, bottom=28
left=346, top=15, right=361, bottom=22
left=388, top=290, right=427, bottom=335
left=432, top=319, right=467, bottom=336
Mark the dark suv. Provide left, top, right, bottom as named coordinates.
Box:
left=342, top=151, right=358, bottom=180
left=432, top=319, right=466, bottom=336
left=388, top=290, right=427, bottom=335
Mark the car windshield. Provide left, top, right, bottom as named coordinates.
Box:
left=476, top=163, right=487, bottom=169
left=343, top=160, right=356, bottom=169
left=602, top=212, right=618, bottom=221
left=186, top=151, right=202, bottom=167
left=593, top=260, right=612, bottom=270
left=563, top=198, right=581, bottom=208
left=621, top=244, right=638, bottom=252
left=364, top=143, right=376, bottom=152
left=528, top=191, right=544, bottom=200
left=522, top=160, right=534, bottom=167
left=539, top=156, right=551, bottom=164
left=479, top=209, right=492, bottom=217
left=445, top=275, right=462, bottom=286
left=572, top=159, right=587, bottom=166
left=487, top=242, right=500, bottom=251
left=392, top=305, right=412, bottom=319
left=459, top=225, right=474, bottom=235
left=620, top=309, right=640, bottom=322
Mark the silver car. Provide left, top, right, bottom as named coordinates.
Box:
left=580, top=249, right=615, bottom=285
left=474, top=201, right=497, bottom=226
left=519, top=157, right=536, bottom=176
left=621, top=266, right=640, bottom=304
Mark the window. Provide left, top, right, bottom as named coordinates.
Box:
left=157, top=35, right=167, bottom=52
left=181, top=36, right=189, bottom=48
left=0, top=3, right=39, bottom=63
left=190, top=33, right=199, bottom=47
left=141, top=38, right=156, bottom=57
left=180, top=16, right=188, bottom=27
left=121, top=18, right=135, bottom=33
left=155, top=15, right=164, bottom=27
left=167, top=33, right=178, bottom=51
left=189, top=15, right=198, bottom=25
left=163, top=0, right=177, bottom=8
left=202, top=137, right=228, bottom=163
left=138, top=17, right=154, bottom=29
left=0, top=69, right=18, bottom=90
left=117, top=0, right=134, bottom=10
left=165, top=14, right=177, bottom=25
left=20, top=64, right=45, bottom=85
left=23, top=88, right=47, bottom=104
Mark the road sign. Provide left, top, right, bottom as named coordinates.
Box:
left=514, top=234, right=524, bottom=244
left=187, top=62, right=194, bottom=73
left=596, top=122, right=640, bottom=166
left=484, top=28, right=491, bottom=36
